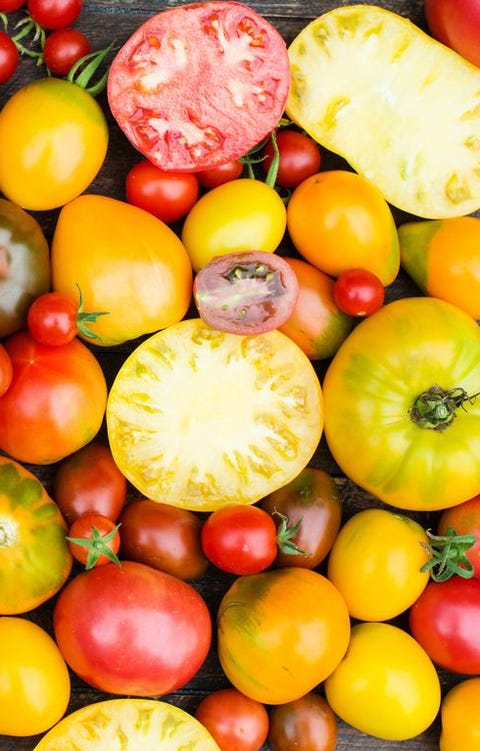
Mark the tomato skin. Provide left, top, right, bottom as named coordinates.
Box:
left=125, top=160, right=199, bottom=223
left=196, top=160, right=244, bottom=189
left=0, top=342, right=12, bottom=397
left=0, top=331, right=107, bottom=465
left=53, top=441, right=127, bottom=525
left=53, top=560, right=212, bottom=696
left=0, top=0, right=25, bottom=10
left=0, top=31, right=19, bottom=84
left=260, top=467, right=342, bottom=569
left=437, top=494, right=480, bottom=578
left=262, top=129, right=322, bottom=188
left=333, top=268, right=385, bottom=317
left=268, top=692, right=337, bottom=751
left=425, top=0, right=480, bottom=68
left=409, top=576, right=480, bottom=674
left=181, top=179, right=287, bottom=271
left=27, top=291, right=78, bottom=346
left=440, top=677, right=480, bottom=751
left=67, top=513, right=121, bottom=569
left=0, top=78, right=108, bottom=211
left=195, top=688, right=269, bottom=751
left=0, top=456, right=73, bottom=615
left=27, top=0, right=82, bottom=29
left=0, top=617, right=70, bottom=736
left=217, top=567, right=350, bottom=704
left=43, top=27, right=91, bottom=76
left=119, top=498, right=208, bottom=580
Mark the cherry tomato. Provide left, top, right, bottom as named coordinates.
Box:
left=53, top=441, right=127, bottom=525
left=195, top=688, right=269, bottom=751
left=268, top=692, right=337, bottom=751
left=262, top=129, right=322, bottom=188
left=0, top=31, right=19, bottom=84
left=196, top=160, right=244, bottom=189
left=67, top=513, right=121, bottom=570
left=27, top=0, right=82, bottom=29
left=43, top=28, right=91, bottom=76
left=27, top=292, right=78, bottom=346
left=0, top=342, right=12, bottom=397
left=125, top=160, right=199, bottom=224
left=0, top=0, right=25, bottom=10
left=333, top=268, right=385, bottom=317
left=425, top=0, right=480, bottom=68
left=201, top=504, right=278, bottom=575
left=193, top=251, right=299, bottom=335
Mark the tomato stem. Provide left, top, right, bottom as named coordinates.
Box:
left=3, top=12, right=45, bottom=63
left=75, top=284, right=110, bottom=342
left=408, top=385, right=480, bottom=430
left=273, top=510, right=311, bottom=556
left=67, top=41, right=117, bottom=96
left=420, top=527, right=476, bottom=582
left=66, top=523, right=122, bottom=570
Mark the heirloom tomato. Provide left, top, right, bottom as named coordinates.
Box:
left=440, top=677, right=480, bottom=751
left=181, top=179, right=287, bottom=271
left=33, top=698, right=222, bottom=751
left=0, top=343, right=12, bottom=396
left=0, top=456, right=72, bottom=615
left=0, top=198, right=50, bottom=338
left=327, top=508, right=430, bottom=621
left=0, top=617, right=70, bottom=736
left=195, top=688, right=269, bottom=751
left=51, top=194, right=193, bottom=346
left=0, top=331, right=107, bottom=465
left=268, top=692, right=337, bottom=751
left=107, top=319, right=322, bottom=511
left=217, top=567, right=350, bottom=704
left=425, top=0, right=480, bottom=68
left=0, top=78, right=108, bottom=210
left=325, top=622, right=441, bottom=741
left=53, top=560, right=212, bottom=696
left=436, top=494, right=480, bottom=579
left=323, top=297, right=480, bottom=511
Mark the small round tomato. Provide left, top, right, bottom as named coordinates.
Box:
left=195, top=688, right=269, bottom=751
left=196, top=160, right=244, bottom=189
left=260, top=467, right=342, bottom=569
left=193, top=251, right=299, bottom=335
left=125, top=160, right=199, bottom=224
left=440, top=677, right=480, bottom=751
left=325, top=622, right=441, bottom=741
left=119, top=498, right=208, bottom=580
left=262, top=129, right=322, bottom=188
left=327, top=508, right=430, bottom=621
left=181, top=178, right=287, bottom=272
left=67, top=513, right=121, bottom=569
left=27, top=291, right=77, bottom=346
left=0, top=617, right=71, bottom=737
left=287, top=170, right=400, bottom=285
left=425, top=0, right=480, bottom=68
left=27, top=0, right=82, bottom=29
left=333, top=268, right=385, bottom=317
left=435, top=494, right=480, bottom=579
left=268, top=692, right=337, bottom=751
left=0, top=31, right=19, bottom=84
left=0, top=342, right=12, bottom=397
left=0, top=0, right=25, bottom=10
left=43, top=28, right=91, bottom=76
left=53, top=441, right=127, bottom=525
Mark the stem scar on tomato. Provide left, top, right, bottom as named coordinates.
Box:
left=408, top=385, right=480, bottom=430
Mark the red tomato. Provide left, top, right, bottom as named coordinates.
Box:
left=118, top=498, right=208, bottom=580
left=262, top=129, right=322, bottom=189
left=196, top=160, right=244, bottom=189
left=0, top=0, right=25, bottom=10
left=0, top=31, right=19, bottom=84
left=27, top=292, right=78, bottom=346
left=409, top=576, right=480, bottom=674
left=436, top=495, right=480, bottom=579
left=27, top=0, right=82, bottom=29
left=268, top=692, right=337, bottom=751
left=0, top=342, right=12, bottom=397
left=193, top=251, right=299, bottom=335
left=424, top=0, right=480, bottom=68
left=107, top=1, right=290, bottom=172
left=53, top=441, right=127, bottom=525
left=195, top=688, right=269, bottom=751
left=201, top=504, right=278, bottom=575
left=67, top=513, right=121, bottom=569
left=333, top=268, right=385, bottom=317
left=43, top=28, right=91, bottom=76
left=125, top=160, right=199, bottom=223
left=53, top=560, right=212, bottom=696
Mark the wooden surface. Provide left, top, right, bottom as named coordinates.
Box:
left=0, top=0, right=463, bottom=749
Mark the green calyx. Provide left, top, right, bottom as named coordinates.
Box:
left=408, top=385, right=480, bottom=431
left=421, top=527, right=476, bottom=582
left=273, top=510, right=311, bottom=557
left=75, top=284, right=109, bottom=342
left=66, top=523, right=121, bottom=570
left=67, top=41, right=117, bottom=96
left=2, top=11, right=45, bottom=64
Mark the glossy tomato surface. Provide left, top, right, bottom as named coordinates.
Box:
left=53, top=560, right=212, bottom=696
left=425, top=0, right=480, bottom=68
left=261, top=129, right=322, bottom=188
left=0, top=342, right=12, bottom=396
left=107, top=1, right=290, bottom=172
left=440, top=677, right=480, bottom=751
left=195, top=688, right=269, bottom=751
left=42, top=27, right=91, bottom=75
left=125, top=160, right=199, bottom=223
left=268, top=692, right=337, bottom=751
left=333, top=268, right=385, bottom=317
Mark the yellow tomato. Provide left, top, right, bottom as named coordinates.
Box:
left=325, top=622, right=441, bottom=741
left=0, top=79, right=108, bottom=211
left=440, top=677, right=480, bottom=751
left=0, top=617, right=70, bottom=736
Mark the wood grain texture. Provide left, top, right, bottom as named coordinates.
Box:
left=0, top=1, right=466, bottom=749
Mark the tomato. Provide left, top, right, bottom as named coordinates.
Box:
left=327, top=508, right=430, bottom=621
left=53, top=560, right=212, bottom=696
left=0, top=78, right=108, bottom=211
left=277, top=257, right=353, bottom=360
left=0, top=330, right=107, bottom=465
left=0, top=198, right=50, bottom=338
left=0, top=456, right=72, bottom=615
left=333, top=268, right=385, bottom=317
left=53, top=441, right=127, bottom=525
left=0, top=342, right=12, bottom=397
left=107, top=1, right=290, bottom=172
left=260, top=467, right=342, bottom=569
left=28, top=291, right=78, bottom=346
left=193, top=251, right=299, bottom=335
left=118, top=498, right=208, bottom=580
left=43, top=28, right=91, bottom=76
left=440, top=677, right=480, bottom=751
left=425, top=0, right=480, bottom=68
left=195, top=688, right=269, bottom=751
left=261, top=129, right=322, bottom=189
left=323, top=297, right=480, bottom=511
left=125, top=160, right=199, bottom=224
left=217, top=567, right=350, bottom=704
left=51, top=194, right=193, bottom=346
left=107, top=319, right=323, bottom=512
left=325, top=622, right=441, bottom=741
left=67, top=513, right=121, bottom=569
left=196, top=160, right=244, bottom=189
left=409, top=576, right=480, bottom=674
left=435, top=494, right=480, bottom=579
left=0, top=30, right=18, bottom=84
left=286, top=170, right=400, bottom=285
left=181, top=178, right=287, bottom=272
left=0, top=0, right=25, bottom=10
left=33, top=698, right=222, bottom=751
left=27, top=0, right=82, bottom=29
left=268, top=692, right=337, bottom=751
left=0, top=617, right=70, bottom=736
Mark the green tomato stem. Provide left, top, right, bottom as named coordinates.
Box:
left=421, top=527, right=476, bottom=582
left=408, top=385, right=480, bottom=431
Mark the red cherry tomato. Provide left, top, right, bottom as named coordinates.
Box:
left=0, top=31, right=19, bottom=84
left=333, top=268, right=385, bottom=316
left=27, top=292, right=78, bottom=346
left=268, top=692, right=337, bottom=751
left=195, top=688, right=269, bottom=751
left=27, top=0, right=82, bottom=29
left=43, top=28, right=91, bottom=76
left=0, top=342, right=13, bottom=397
left=125, top=160, right=199, bottom=224
left=196, top=160, right=244, bottom=189
left=67, top=513, right=121, bottom=569
left=0, top=0, right=25, bottom=10
left=262, top=129, right=322, bottom=189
